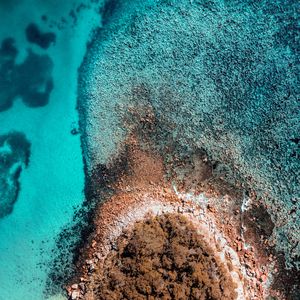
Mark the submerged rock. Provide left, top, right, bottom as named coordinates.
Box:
left=0, top=38, right=54, bottom=112
left=0, top=132, right=30, bottom=218
left=25, top=23, right=56, bottom=49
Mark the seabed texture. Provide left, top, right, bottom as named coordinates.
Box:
left=0, top=0, right=299, bottom=299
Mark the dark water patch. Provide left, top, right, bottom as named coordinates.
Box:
left=70, top=122, right=80, bottom=136
left=41, top=15, right=48, bottom=22
left=70, top=128, right=80, bottom=135
left=100, top=0, right=121, bottom=25
left=0, top=38, right=18, bottom=111
left=69, top=9, right=78, bottom=27
left=0, top=132, right=30, bottom=218
left=16, top=50, right=54, bottom=107
left=69, top=3, right=91, bottom=27
left=26, top=23, right=56, bottom=49
left=0, top=0, right=21, bottom=10
left=0, top=39, right=54, bottom=111
left=0, top=37, right=18, bottom=58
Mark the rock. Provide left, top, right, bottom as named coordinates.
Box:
left=260, top=274, right=267, bottom=282
left=237, top=241, right=243, bottom=251
left=207, top=204, right=216, bottom=213
left=88, top=263, right=95, bottom=273
left=71, top=290, right=80, bottom=300
left=71, top=128, right=80, bottom=135
left=79, top=283, right=86, bottom=292
left=71, top=283, right=78, bottom=290
left=177, top=207, right=183, bottom=213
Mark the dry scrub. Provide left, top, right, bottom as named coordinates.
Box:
left=93, top=213, right=237, bottom=300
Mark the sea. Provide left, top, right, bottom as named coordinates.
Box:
left=0, top=1, right=103, bottom=299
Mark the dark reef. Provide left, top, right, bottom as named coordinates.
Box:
left=100, top=0, right=121, bottom=26
left=25, top=23, right=56, bottom=49
left=0, top=37, right=54, bottom=112
left=45, top=197, right=97, bottom=297
left=0, top=37, right=18, bottom=57
left=0, top=132, right=31, bottom=218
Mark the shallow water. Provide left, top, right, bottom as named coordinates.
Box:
left=0, top=1, right=102, bottom=299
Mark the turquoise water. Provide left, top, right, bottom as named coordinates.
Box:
left=0, top=0, right=299, bottom=299
left=0, top=1, right=103, bottom=299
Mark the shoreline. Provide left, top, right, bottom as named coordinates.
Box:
left=65, top=138, right=297, bottom=299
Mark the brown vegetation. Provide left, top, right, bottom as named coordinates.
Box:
left=92, top=213, right=237, bottom=300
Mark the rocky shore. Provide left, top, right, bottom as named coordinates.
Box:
left=65, top=136, right=297, bottom=299
left=63, top=0, right=300, bottom=299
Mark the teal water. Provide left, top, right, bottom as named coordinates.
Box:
left=0, top=0, right=299, bottom=299
left=0, top=1, right=103, bottom=299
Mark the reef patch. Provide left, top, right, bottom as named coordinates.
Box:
left=25, top=23, right=56, bottom=49
left=0, top=131, right=30, bottom=218
left=0, top=38, right=54, bottom=112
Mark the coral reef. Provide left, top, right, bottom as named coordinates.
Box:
left=0, top=37, right=54, bottom=111
left=25, top=23, right=56, bottom=49
left=0, top=132, right=30, bottom=218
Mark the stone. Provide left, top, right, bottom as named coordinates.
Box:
left=71, top=290, right=80, bottom=300
left=79, top=283, right=86, bottom=292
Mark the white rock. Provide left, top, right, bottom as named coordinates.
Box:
left=71, top=291, right=80, bottom=300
